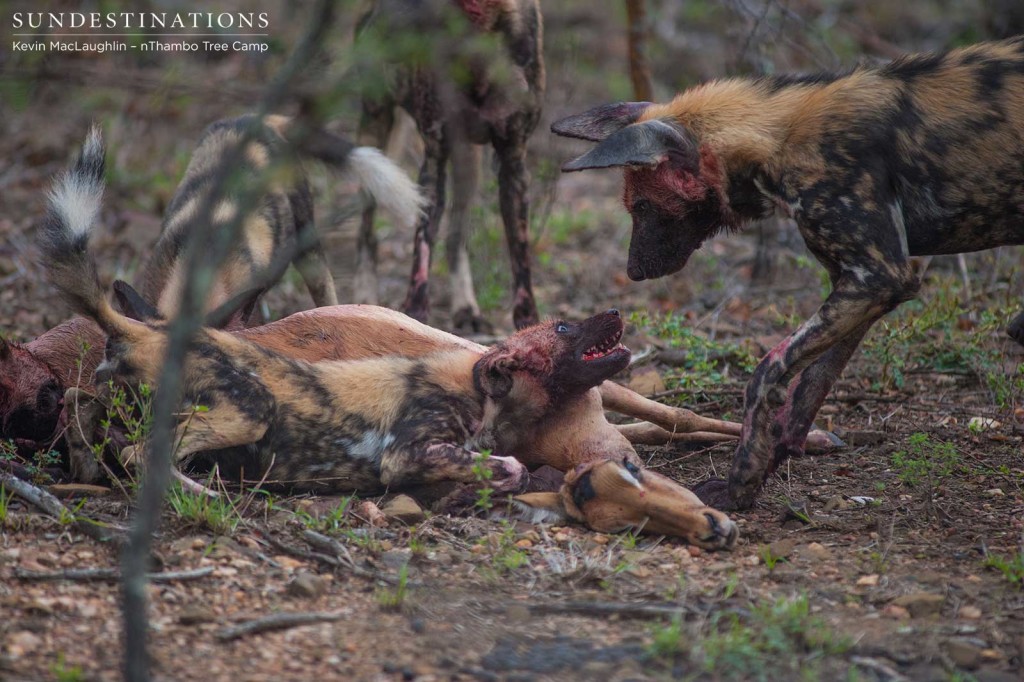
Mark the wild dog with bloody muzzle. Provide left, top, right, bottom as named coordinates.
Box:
left=40, top=129, right=739, bottom=549
left=141, top=113, right=425, bottom=324
left=553, top=37, right=1024, bottom=509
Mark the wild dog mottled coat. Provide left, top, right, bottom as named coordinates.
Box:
left=553, top=37, right=1024, bottom=508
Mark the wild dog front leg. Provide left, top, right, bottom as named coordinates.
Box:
left=447, top=139, right=490, bottom=334
left=379, top=440, right=527, bottom=493
left=728, top=270, right=917, bottom=508
left=494, top=134, right=539, bottom=329
left=402, top=88, right=450, bottom=323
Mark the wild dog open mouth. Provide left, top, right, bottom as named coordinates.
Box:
left=582, top=329, right=625, bottom=361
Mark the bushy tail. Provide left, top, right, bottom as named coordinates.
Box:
left=285, top=123, right=427, bottom=230
left=39, top=127, right=138, bottom=338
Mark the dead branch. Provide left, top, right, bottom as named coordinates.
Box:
left=525, top=600, right=703, bottom=619
left=0, top=472, right=121, bottom=544
left=14, top=566, right=214, bottom=583
left=120, top=2, right=338, bottom=680
left=215, top=611, right=348, bottom=642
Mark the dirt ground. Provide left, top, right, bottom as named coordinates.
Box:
left=1, top=1, right=1023, bottom=680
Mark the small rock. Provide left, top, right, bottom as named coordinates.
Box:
left=286, top=571, right=327, bottom=599
left=822, top=496, right=847, bottom=513
left=380, top=549, right=412, bottom=571
left=553, top=531, right=571, bottom=543
left=5, top=631, right=42, bottom=657
left=355, top=500, right=389, bottom=527
left=381, top=495, right=426, bottom=524
left=687, top=546, right=702, bottom=558
left=590, top=534, right=609, bottom=545
left=802, top=542, right=831, bottom=561
left=945, top=639, right=983, bottom=670
left=178, top=605, right=216, bottom=625
left=892, top=592, right=944, bottom=618
left=767, top=538, right=798, bottom=559
left=514, top=539, right=533, bottom=549
left=626, top=368, right=666, bottom=396
left=882, top=604, right=910, bottom=620
left=856, top=574, right=880, bottom=587
left=960, top=605, right=982, bottom=620
left=984, top=488, right=1005, bottom=497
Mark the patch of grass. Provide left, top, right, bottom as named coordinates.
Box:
left=629, top=311, right=757, bottom=393
left=478, top=522, right=529, bottom=576
left=376, top=563, right=410, bottom=611
left=649, top=593, right=852, bottom=680
left=0, top=484, right=9, bottom=526
left=50, top=654, right=85, bottom=682
left=861, top=276, right=1023, bottom=407
left=759, top=545, right=786, bottom=571
left=167, top=483, right=242, bottom=535
left=471, top=450, right=495, bottom=512
left=891, top=432, right=960, bottom=487
left=295, top=496, right=354, bottom=533
left=984, top=546, right=1024, bottom=589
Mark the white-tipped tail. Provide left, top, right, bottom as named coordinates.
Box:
left=47, top=125, right=105, bottom=240
left=348, top=147, right=427, bottom=229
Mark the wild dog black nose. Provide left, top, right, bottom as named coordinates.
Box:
left=626, top=264, right=646, bottom=281
left=606, top=309, right=620, bottom=317
left=36, top=380, right=63, bottom=415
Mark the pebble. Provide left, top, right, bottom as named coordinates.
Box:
left=687, top=546, right=702, bottom=558
left=882, top=604, right=910, bottom=620
left=178, top=605, right=217, bottom=625
left=945, top=639, right=983, bottom=669
left=856, top=574, right=880, bottom=587
left=960, top=605, right=982, bottom=620
left=286, top=571, right=327, bottom=599
left=802, top=542, right=831, bottom=561
left=984, top=488, right=1005, bottom=497
left=767, top=537, right=798, bottom=559
left=892, top=592, right=945, bottom=618
left=381, top=495, right=426, bottom=524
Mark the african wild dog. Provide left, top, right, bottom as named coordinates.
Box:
left=140, top=113, right=425, bottom=324
left=553, top=37, right=1024, bottom=509
left=40, top=128, right=739, bottom=548
left=0, top=115, right=423, bottom=447
left=354, top=0, right=544, bottom=331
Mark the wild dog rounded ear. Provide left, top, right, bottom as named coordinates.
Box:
left=474, top=352, right=517, bottom=399
left=561, top=119, right=699, bottom=173
left=550, top=101, right=652, bottom=142
left=112, top=280, right=160, bottom=322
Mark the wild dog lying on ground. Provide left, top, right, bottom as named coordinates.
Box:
left=0, top=115, right=423, bottom=447
left=354, top=0, right=544, bottom=331
left=39, top=133, right=738, bottom=548
left=139, top=113, right=425, bottom=324
left=552, top=37, right=1024, bottom=509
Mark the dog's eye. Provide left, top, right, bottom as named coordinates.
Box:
left=556, top=323, right=569, bottom=333
left=632, top=199, right=651, bottom=216
left=623, top=458, right=641, bottom=476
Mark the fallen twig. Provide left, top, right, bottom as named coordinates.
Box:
left=14, top=566, right=214, bottom=583
left=215, top=611, right=348, bottom=642
left=1, top=471, right=121, bottom=544
left=524, top=600, right=704, bottom=620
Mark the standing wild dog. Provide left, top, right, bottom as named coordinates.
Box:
left=354, top=0, right=544, bottom=331
left=38, top=130, right=738, bottom=548
left=553, top=37, right=1024, bottom=509
left=140, top=113, right=425, bottom=324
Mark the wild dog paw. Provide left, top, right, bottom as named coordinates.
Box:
left=487, top=455, right=528, bottom=493
left=691, top=509, right=739, bottom=551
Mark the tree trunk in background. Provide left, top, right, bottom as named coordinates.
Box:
left=625, top=0, right=653, bottom=101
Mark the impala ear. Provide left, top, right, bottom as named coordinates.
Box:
left=551, top=102, right=652, bottom=141
left=561, top=119, right=700, bottom=173
left=113, top=280, right=160, bottom=322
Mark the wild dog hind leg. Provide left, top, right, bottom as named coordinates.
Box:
left=447, top=139, right=490, bottom=333
left=494, top=135, right=539, bottom=329
left=351, top=101, right=395, bottom=305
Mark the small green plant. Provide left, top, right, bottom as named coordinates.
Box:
left=649, top=593, right=851, bottom=680
left=984, top=547, right=1024, bottom=588
left=0, top=484, right=9, bottom=525
left=167, top=482, right=242, bottom=535
left=891, top=432, right=960, bottom=487
left=479, top=522, right=528, bottom=576
left=759, top=545, right=785, bottom=571
left=471, top=450, right=495, bottom=511
left=295, top=496, right=354, bottom=533
left=376, top=563, right=410, bottom=610
left=51, top=654, right=86, bottom=682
